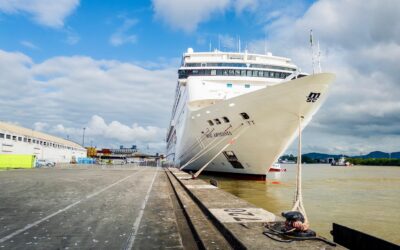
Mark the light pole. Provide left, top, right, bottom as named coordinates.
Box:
left=82, top=127, right=86, bottom=147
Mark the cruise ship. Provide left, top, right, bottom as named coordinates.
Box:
left=166, top=48, right=334, bottom=179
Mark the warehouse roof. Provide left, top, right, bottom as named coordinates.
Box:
left=0, top=121, right=84, bottom=150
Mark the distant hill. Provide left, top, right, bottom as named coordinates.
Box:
left=303, top=152, right=346, bottom=160
left=359, top=151, right=400, bottom=159
left=302, top=151, right=400, bottom=160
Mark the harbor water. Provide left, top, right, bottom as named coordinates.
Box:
left=202, top=164, right=400, bottom=244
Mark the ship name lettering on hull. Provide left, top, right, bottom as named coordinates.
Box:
left=206, top=131, right=233, bottom=138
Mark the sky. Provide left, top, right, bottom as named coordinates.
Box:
left=0, top=0, right=399, bottom=155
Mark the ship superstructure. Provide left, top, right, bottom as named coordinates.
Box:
left=166, top=48, right=334, bottom=178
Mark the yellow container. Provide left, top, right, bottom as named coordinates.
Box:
left=0, top=155, right=35, bottom=169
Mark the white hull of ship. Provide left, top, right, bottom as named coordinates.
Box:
left=168, top=73, right=334, bottom=177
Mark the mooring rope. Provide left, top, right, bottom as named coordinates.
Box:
left=291, top=115, right=308, bottom=225
left=180, top=124, right=242, bottom=170
left=193, top=124, right=249, bottom=178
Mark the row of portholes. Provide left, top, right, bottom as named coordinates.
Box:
left=207, top=112, right=250, bottom=126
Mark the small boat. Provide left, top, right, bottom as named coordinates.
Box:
left=269, top=163, right=287, bottom=172
left=331, top=156, right=352, bottom=167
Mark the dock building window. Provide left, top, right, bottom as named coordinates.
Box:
left=6, top=134, right=11, bottom=139
left=0, top=133, right=4, bottom=138
left=12, top=136, right=16, bottom=141
left=23, top=137, right=27, bottom=142
left=18, top=137, right=22, bottom=141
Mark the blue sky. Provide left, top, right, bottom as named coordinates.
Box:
left=0, top=0, right=399, bottom=154
left=0, top=0, right=314, bottom=62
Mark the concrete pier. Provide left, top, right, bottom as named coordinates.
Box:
left=0, top=165, right=344, bottom=249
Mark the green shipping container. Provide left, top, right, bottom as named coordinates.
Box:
left=0, top=155, right=35, bottom=169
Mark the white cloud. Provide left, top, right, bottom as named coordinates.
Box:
left=20, top=40, right=39, bottom=50
left=0, top=0, right=80, bottom=28
left=152, top=0, right=230, bottom=32
left=233, top=0, right=259, bottom=13
left=51, top=115, right=165, bottom=143
left=0, top=49, right=177, bottom=152
left=33, top=121, right=48, bottom=131
left=110, top=17, right=138, bottom=46
left=219, top=34, right=237, bottom=51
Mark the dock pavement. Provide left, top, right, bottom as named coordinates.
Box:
left=0, top=165, right=344, bottom=249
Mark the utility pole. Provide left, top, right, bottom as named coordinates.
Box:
left=82, top=127, right=86, bottom=147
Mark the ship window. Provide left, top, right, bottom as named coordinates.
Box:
left=222, top=117, right=230, bottom=123
left=275, top=72, right=281, bottom=78
left=192, top=70, right=199, bottom=75
left=23, top=137, right=27, bottom=142
left=269, top=72, right=274, bottom=77
left=223, top=69, right=229, bottom=76
left=240, top=112, right=250, bottom=120
left=241, top=70, right=246, bottom=76
left=0, top=133, right=4, bottom=138
left=211, top=69, right=217, bottom=75
left=247, top=70, right=252, bottom=76
left=214, top=118, right=221, bottom=124
left=208, top=120, right=214, bottom=126
left=12, top=136, right=16, bottom=141
left=6, top=134, right=11, bottom=139
left=264, top=71, right=269, bottom=77
left=28, top=138, right=31, bottom=143
left=228, top=69, right=235, bottom=75
left=258, top=71, right=263, bottom=77
left=245, top=84, right=250, bottom=88
left=227, top=83, right=233, bottom=88
left=18, top=137, right=22, bottom=141
left=235, top=69, right=241, bottom=75
left=252, top=70, right=258, bottom=77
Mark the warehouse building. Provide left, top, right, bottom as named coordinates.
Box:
left=0, top=121, right=86, bottom=165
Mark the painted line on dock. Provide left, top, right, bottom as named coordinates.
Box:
left=209, top=208, right=276, bottom=223
left=176, top=176, right=193, bottom=180
left=124, top=167, right=159, bottom=250
left=0, top=169, right=145, bottom=244
left=185, top=184, right=218, bottom=189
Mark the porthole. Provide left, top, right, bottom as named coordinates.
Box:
left=207, top=120, right=214, bottom=126
left=214, top=118, right=221, bottom=125
left=240, top=112, right=250, bottom=120
left=222, top=117, right=230, bottom=123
